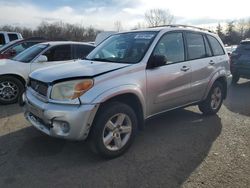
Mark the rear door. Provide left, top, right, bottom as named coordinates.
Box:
left=31, top=44, right=74, bottom=71
left=146, top=32, right=192, bottom=116
left=185, top=32, right=217, bottom=102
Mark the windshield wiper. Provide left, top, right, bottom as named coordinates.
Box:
left=89, top=58, right=116, bottom=62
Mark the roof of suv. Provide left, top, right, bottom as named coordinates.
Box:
left=240, top=39, right=250, bottom=44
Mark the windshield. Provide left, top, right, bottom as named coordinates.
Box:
left=87, top=31, right=158, bottom=64
left=12, top=44, right=48, bottom=63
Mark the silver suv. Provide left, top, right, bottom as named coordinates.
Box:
left=23, top=25, right=232, bottom=158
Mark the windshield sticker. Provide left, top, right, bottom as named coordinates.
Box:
left=134, top=34, right=155, bottom=40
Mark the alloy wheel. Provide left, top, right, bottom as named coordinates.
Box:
left=102, top=113, right=132, bottom=151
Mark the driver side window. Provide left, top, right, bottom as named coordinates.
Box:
left=43, top=45, right=71, bottom=62
left=153, top=32, right=185, bottom=64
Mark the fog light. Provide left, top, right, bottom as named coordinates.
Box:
left=53, top=120, right=70, bottom=134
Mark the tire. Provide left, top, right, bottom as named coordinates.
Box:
left=232, top=73, right=240, bottom=84
left=0, top=76, right=24, bottom=105
left=198, top=81, right=224, bottom=115
left=89, top=102, right=138, bottom=158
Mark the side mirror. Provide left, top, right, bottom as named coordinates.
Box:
left=147, top=55, right=167, bottom=69
left=36, top=55, right=48, bottom=63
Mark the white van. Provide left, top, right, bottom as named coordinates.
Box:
left=0, top=31, right=23, bottom=48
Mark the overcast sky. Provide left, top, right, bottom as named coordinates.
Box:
left=0, top=0, right=249, bottom=30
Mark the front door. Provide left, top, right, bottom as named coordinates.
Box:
left=146, top=32, right=192, bottom=117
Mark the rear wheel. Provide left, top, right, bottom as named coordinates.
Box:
left=89, top=102, right=138, bottom=158
left=199, top=81, right=224, bottom=115
left=0, top=76, right=24, bottom=105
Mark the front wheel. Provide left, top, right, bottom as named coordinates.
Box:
left=198, top=81, right=224, bottom=115
left=0, top=76, right=24, bottom=105
left=89, top=102, right=138, bottom=158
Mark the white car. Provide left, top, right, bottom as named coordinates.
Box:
left=0, top=41, right=95, bottom=104
left=0, top=31, right=23, bottom=48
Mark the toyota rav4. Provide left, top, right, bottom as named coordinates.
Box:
left=23, top=25, right=232, bottom=158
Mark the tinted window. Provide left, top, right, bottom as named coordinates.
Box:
left=186, top=33, right=206, bottom=60
left=204, top=36, right=212, bottom=57
left=87, top=31, right=157, bottom=64
left=12, top=44, right=48, bottom=63
left=8, top=34, right=18, bottom=41
left=74, top=44, right=94, bottom=59
left=153, top=32, right=185, bottom=64
left=0, top=34, right=5, bottom=45
left=43, top=45, right=71, bottom=61
left=207, top=35, right=225, bottom=56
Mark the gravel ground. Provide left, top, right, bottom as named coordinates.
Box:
left=0, top=79, right=249, bottom=188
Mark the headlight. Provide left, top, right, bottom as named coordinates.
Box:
left=51, top=79, right=94, bottom=100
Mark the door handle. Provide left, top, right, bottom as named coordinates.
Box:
left=209, top=60, right=215, bottom=65
left=181, top=66, right=190, bottom=72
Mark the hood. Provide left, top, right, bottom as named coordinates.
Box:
left=30, top=60, right=130, bottom=83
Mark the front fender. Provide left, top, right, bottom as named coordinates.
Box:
left=89, top=84, right=146, bottom=118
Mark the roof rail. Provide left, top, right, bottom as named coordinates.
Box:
left=150, top=24, right=215, bottom=33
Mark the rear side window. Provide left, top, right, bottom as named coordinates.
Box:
left=74, top=45, right=94, bottom=59
left=8, top=34, right=18, bottom=41
left=207, top=35, right=225, bottom=56
left=0, top=34, right=5, bottom=45
left=186, top=33, right=206, bottom=60
left=153, top=32, right=185, bottom=64
left=43, top=45, right=72, bottom=61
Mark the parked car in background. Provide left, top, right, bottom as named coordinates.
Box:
left=0, top=31, right=23, bottom=47
left=0, top=41, right=95, bottom=104
left=230, top=39, right=250, bottom=83
left=0, top=37, right=47, bottom=60
left=23, top=25, right=232, bottom=158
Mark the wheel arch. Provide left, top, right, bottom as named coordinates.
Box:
left=92, top=89, right=146, bottom=130
left=0, top=74, right=26, bottom=86
left=203, top=73, right=228, bottom=100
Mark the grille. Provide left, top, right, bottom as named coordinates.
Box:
left=29, top=78, right=48, bottom=97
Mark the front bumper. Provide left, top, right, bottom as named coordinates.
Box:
left=24, top=89, right=99, bottom=140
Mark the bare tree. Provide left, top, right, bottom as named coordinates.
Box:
left=237, top=19, right=247, bottom=40
left=114, top=20, right=123, bottom=32
left=132, top=22, right=147, bottom=30
left=145, top=9, right=174, bottom=27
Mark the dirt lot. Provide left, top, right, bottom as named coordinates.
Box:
left=0, top=79, right=249, bottom=188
